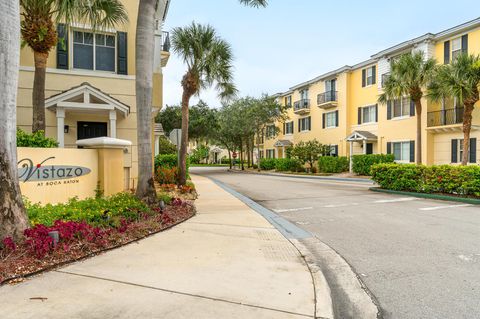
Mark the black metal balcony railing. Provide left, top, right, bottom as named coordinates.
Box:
left=317, top=91, right=338, bottom=105
left=427, top=107, right=464, bottom=127
left=161, top=31, right=170, bottom=52
left=294, top=99, right=310, bottom=111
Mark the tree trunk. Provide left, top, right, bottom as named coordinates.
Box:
left=256, top=140, right=261, bottom=172
left=461, top=103, right=475, bottom=165
left=415, top=99, right=422, bottom=164
left=0, top=0, right=29, bottom=240
left=246, top=141, right=251, bottom=168
left=32, top=51, right=48, bottom=133
left=239, top=141, right=244, bottom=170
left=178, top=90, right=191, bottom=185
left=135, top=0, right=157, bottom=204
left=227, top=148, right=232, bottom=169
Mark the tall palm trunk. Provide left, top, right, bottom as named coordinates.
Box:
left=32, top=51, right=48, bottom=132
left=0, top=0, right=29, bottom=240
left=178, top=89, right=191, bottom=185
left=461, top=102, right=475, bottom=165
left=414, top=99, right=422, bottom=164
left=135, top=0, right=157, bottom=203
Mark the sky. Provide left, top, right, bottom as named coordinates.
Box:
left=162, top=0, right=479, bottom=108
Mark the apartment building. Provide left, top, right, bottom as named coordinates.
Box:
left=16, top=0, right=171, bottom=189
left=261, top=17, right=480, bottom=166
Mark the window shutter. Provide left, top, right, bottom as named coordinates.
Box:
left=409, top=140, right=415, bottom=163
left=298, top=119, right=301, bottom=132
left=387, top=142, right=392, bottom=154
left=273, top=149, right=275, bottom=159
left=308, top=116, right=311, bottom=130
left=362, top=69, right=366, bottom=87
left=372, top=66, right=376, bottom=84
left=334, top=145, right=339, bottom=157
left=322, top=114, right=326, bottom=129
left=335, top=110, right=339, bottom=127
left=451, top=139, right=458, bottom=163
left=283, top=123, right=285, bottom=135
left=444, top=41, right=450, bottom=64
left=462, top=34, right=468, bottom=53
left=117, top=31, right=128, bottom=75
left=410, top=100, right=415, bottom=116
left=387, top=100, right=392, bottom=120
left=56, top=24, right=68, bottom=69
left=469, top=138, right=477, bottom=163
left=375, top=104, right=378, bottom=122
left=358, top=107, right=362, bottom=124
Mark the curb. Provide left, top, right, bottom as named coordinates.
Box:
left=369, top=187, right=480, bottom=205
left=228, top=169, right=373, bottom=184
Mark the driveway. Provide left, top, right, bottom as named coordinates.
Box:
left=192, top=167, right=480, bottom=319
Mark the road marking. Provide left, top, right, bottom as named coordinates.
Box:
left=419, top=204, right=472, bottom=211
left=323, top=203, right=359, bottom=208
left=374, top=197, right=418, bottom=203
left=272, top=207, right=313, bottom=213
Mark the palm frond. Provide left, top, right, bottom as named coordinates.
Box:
left=238, top=0, right=268, bottom=8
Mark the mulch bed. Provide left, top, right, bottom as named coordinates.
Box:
left=0, top=201, right=196, bottom=286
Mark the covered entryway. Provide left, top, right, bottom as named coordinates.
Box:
left=45, top=82, right=130, bottom=147
left=346, top=130, right=378, bottom=172
left=274, top=140, right=293, bottom=158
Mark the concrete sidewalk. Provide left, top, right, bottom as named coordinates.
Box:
left=0, top=175, right=326, bottom=319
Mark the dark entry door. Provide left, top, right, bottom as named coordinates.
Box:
left=77, top=122, right=108, bottom=140
left=366, top=143, right=373, bottom=155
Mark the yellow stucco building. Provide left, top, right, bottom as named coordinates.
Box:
left=16, top=0, right=171, bottom=190
left=261, top=17, right=480, bottom=166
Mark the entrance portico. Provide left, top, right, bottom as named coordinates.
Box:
left=45, top=82, right=130, bottom=147
left=346, top=130, right=378, bottom=172
left=274, top=140, right=293, bottom=158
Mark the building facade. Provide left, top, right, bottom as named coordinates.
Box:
left=16, top=0, right=171, bottom=189
left=261, top=17, right=480, bottom=166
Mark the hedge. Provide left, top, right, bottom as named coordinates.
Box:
left=154, top=154, right=190, bottom=171
left=17, top=129, right=58, bottom=148
left=259, top=158, right=277, bottom=170
left=352, top=154, right=394, bottom=175
left=318, top=156, right=349, bottom=173
left=371, top=164, right=480, bottom=197
left=275, top=158, right=301, bottom=172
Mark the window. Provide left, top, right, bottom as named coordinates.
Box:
left=452, top=138, right=477, bottom=163
left=360, top=105, right=377, bottom=124
left=328, top=145, right=338, bottom=157
left=325, top=79, right=336, bottom=92
left=299, top=117, right=311, bottom=131
left=392, top=141, right=410, bottom=162
left=266, top=125, right=276, bottom=138
left=285, top=121, right=294, bottom=134
left=362, top=66, right=376, bottom=87
left=366, top=67, right=374, bottom=85
left=451, top=37, right=462, bottom=61
left=325, top=111, right=337, bottom=128
left=266, top=149, right=275, bottom=159
left=300, top=89, right=309, bottom=100
left=73, top=30, right=116, bottom=72
left=284, top=96, right=292, bottom=107
left=393, top=97, right=411, bottom=118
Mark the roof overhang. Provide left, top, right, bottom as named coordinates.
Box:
left=45, top=82, right=130, bottom=117
left=346, top=131, right=378, bottom=142
left=274, top=140, right=293, bottom=147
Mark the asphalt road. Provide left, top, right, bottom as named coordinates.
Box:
left=191, top=167, right=480, bottom=319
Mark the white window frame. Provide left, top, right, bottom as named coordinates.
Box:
left=325, top=111, right=337, bottom=128
left=361, top=105, right=376, bottom=124
left=266, top=125, right=276, bottom=138
left=285, top=121, right=294, bottom=135
left=299, top=117, right=310, bottom=132
left=300, top=89, right=309, bottom=100
left=71, top=28, right=117, bottom=73
left=392, top=97, right=411, bottom=119
left=451, top=37, right=462, bottom=61
left=285, top=95, right=292, bottom=107
left=392, top=141, right=410, bottom=163
left=266, top=149, right=275, bottom=159
left=366, top=66, right=375, bottom=86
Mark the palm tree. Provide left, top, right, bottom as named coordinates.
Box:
left=379, top=51, right=436, bottom=164
left=171, top=22, right=237, bottom=185
left=428, top=53, right=480, bottom=165
left=0, top=0, right=30, bottom=240
left=20, top=0, right=128, bottom=133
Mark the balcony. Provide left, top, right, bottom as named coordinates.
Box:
left=427, top=108, right=466, bottom=133
left=161, top=31, right=170, bottom=52
left=293, top=99, right=310, bottom=114
left=317, top=91, right=338, bottom=109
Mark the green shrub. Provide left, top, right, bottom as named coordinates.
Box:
left=154, top=154, right=190, bottom=171
left=17, top=129, right=58, bottom=148
left=371, top=164, right=480, bottom=197
left=157, top=192, right=173, bottom=205
left=275, top=158, right=301, bottom=172
left=259, top=158, right=277, bottom=170
left=220, top=157, right=231, bottom=165
left=318, top=156, right=349, bottom=173
left=155, top=166, right=177, bottom=184
left=26, top=192, right=151, bottom=227
left=352, top=154, right=395, bottom=175
left=158, top=137, right=177, bottom=155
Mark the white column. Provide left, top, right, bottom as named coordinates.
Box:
left=349, top=141, right=353, bottom=173
left=283, top=146, right=286, bottom=158
left=56, top=108, right=65, bottom=148
left=154, top=135, right=160, bottom=156
left=363, top=140, right=367, bottom=154
left=109, top=110, right=117, bottom=138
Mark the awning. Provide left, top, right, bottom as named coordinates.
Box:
left=210, top=147, right=223, bottom=153
left=274, top=140, right=293, bottom=147
left=346, top=130, right=378, bottom=142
